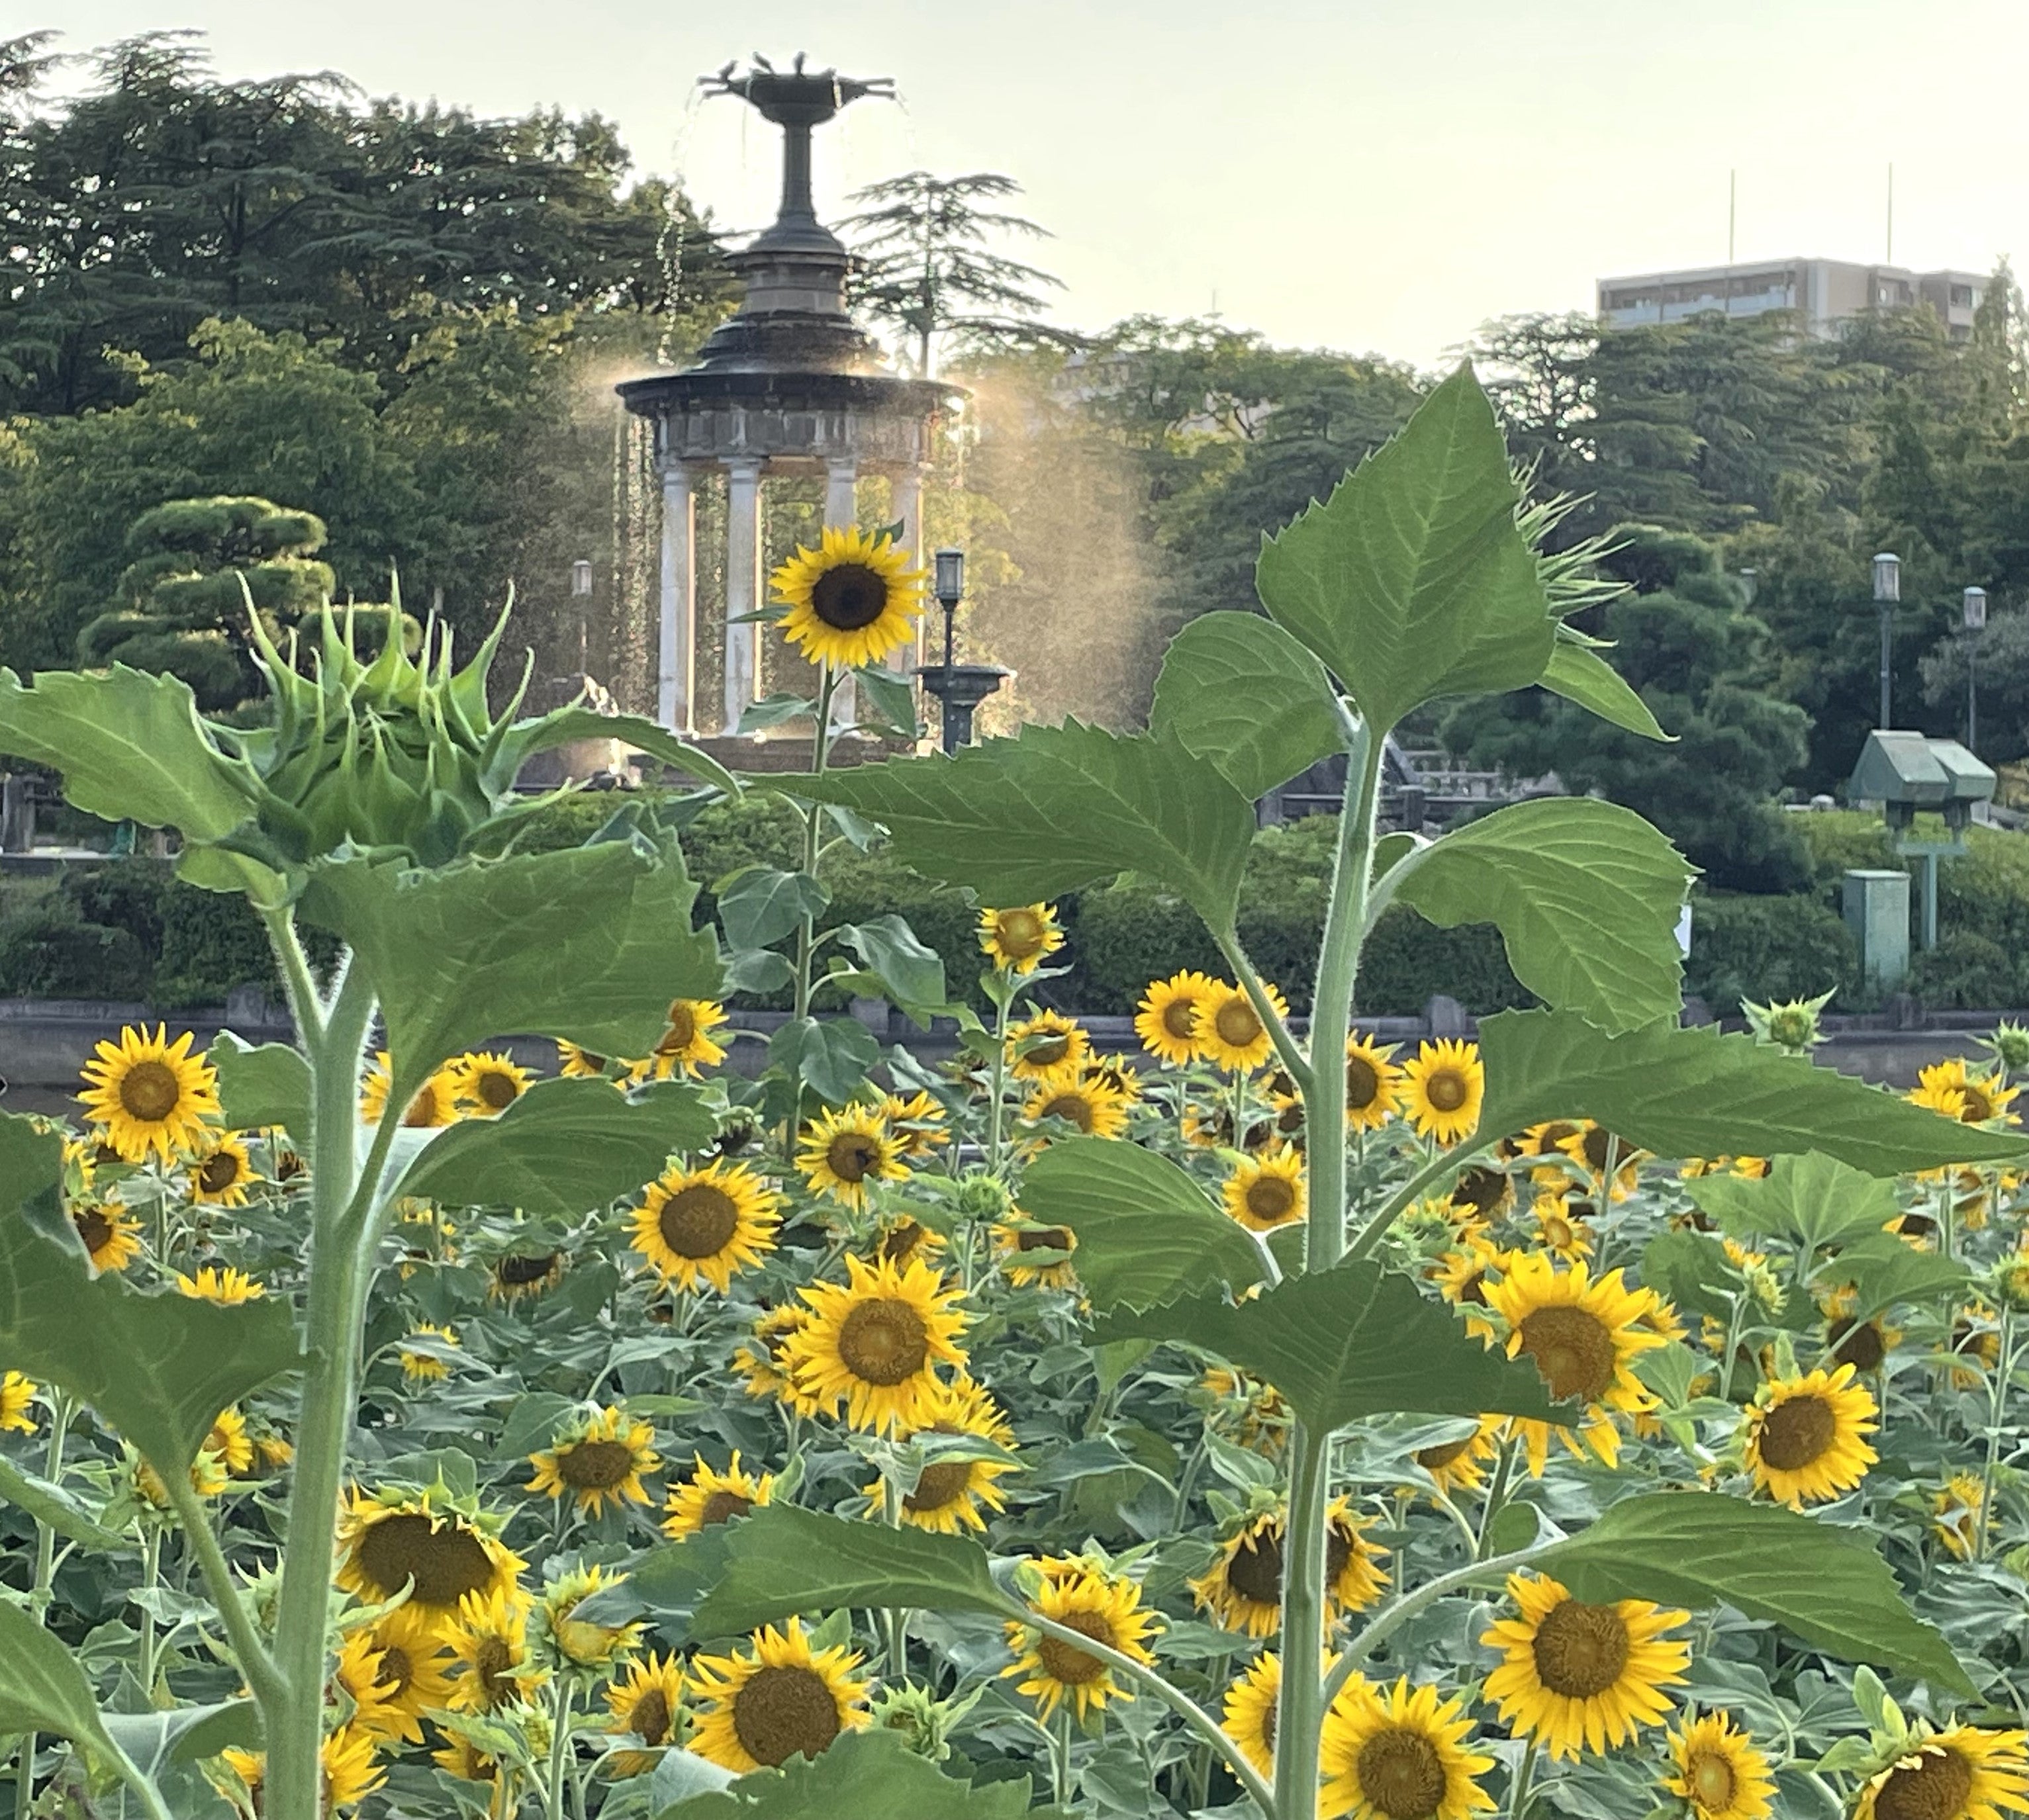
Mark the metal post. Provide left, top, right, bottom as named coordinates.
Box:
left=1922, top=852, right=1939, bottom=951
left=1879, top=602, right=1893, bottom=729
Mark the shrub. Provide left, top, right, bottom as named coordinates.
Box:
left=1684, top=892, right=1858, bottom=1015
left=0, top=893, right=151, bottom=998
left=154, top=884, right=281, bottom=1007
left=1356, top=908, right=1533, bottom=1017
left=1907, top=930, right=2021, bottom=1010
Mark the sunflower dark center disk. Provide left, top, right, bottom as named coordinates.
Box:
left=1160, top=997, right=1198, bottom=1039
left=1453, top=1167, right=1507, bottom=1216
left=1829, top=1317, right=1888, bottom=1372
left=1516, top=1306, right=1617, bottom=1400
left=1415, top=1436, right=1474, bottom=1472
left=473, top=1635, right=516, bottom=1707
left=1214, top=1001, right=1262, bottom=1048
left=733, top=1665, right=843, bottom=1766
left=1041, top=1094, right=1093, bottom=1132
left=497, top=1253, right=558, bottom=1287
left=1873, top=1748, right=1973, bottom=1820
left=1035, top=1611, right=1113, bottom=1686
left=1758, top=1393, right=1836, bottom=1471
left=1027, top=1034, right=1070, bottom=1067
left=1356, top=1727, right=1448, bottom=1820
left=697, top=1488, right=755, bottom=1527
left=1247, top=1175, right=1298, bottom=1222
left=118, top=1060, right=181, bottom=1122
left=661, top=1184, right=741, bottom=1258
left=810, top=563, right=891, bottom=631
left=1016, top=1225, right=1072, bottom=1254
left=1530, top=1598, right=1631, bottom=1698
left=75, top=1207, right=113, bottom=1253
left=356, top=1514, right=495, bottom=1607
left=559, top=1439, right=636, bottom=1490
left=1425, top=1069, right=1469, bottom=1114
left=994, top=910, right=1046, bottom=958
left=661, top=1005, right=698, bottom=1052
left=837, top=1298, right=929, bottom=1385
left=475, top=1069, right=521, bottom=1111
left=905, top=1461, right=973, bottom=1512
left=630, top=1687, right=673, bottom=1747
left=1225, top=1529, right=1285, bottom=1606
left=1346, top=1056, right=1380, bottom=1109
left=827, top=1134, right=881, bottom=1183
left=1688, top=1748, right=1738, bottom=1810
left=198, top=1152, right=240, bottom=1193
left=880, top=1221, right=929, bottom=1264
left=376, top=1645, right=414, bottom=1697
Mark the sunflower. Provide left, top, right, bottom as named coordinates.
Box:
left=536, top=1563, right=642, bottom=1668
left=1345, top=1033, right=1403, bottom=1133
left=795, top=1105, right=908, bottom=1210
left=429, top=1733, right=500, bottom=1784
left=1742, top=1364, right=1877, bottom=1508
left=335, top=1489, right=525, bottom=1623
left=1932, top=1471, right=1989, bottom=1560
left=632, top=1160, right=781, bottom=1293
left=206, top=1406, right=254, bottom=1475
left=882, top=1377, right=1019, bottom=1535
left=876, top=1214, right=946, bottom=1268
left=881, top=1089, right=951, bottom=1159
left=527, top=1405, right=661, bottom=1519
left=1319, top=1674, right=1495, bottom=1820
left=489, top=1250, right=565, bottom=1303
left=1021, top=1066, right=1130, bottom=1141
left=188, top=1135, right=259, bottom=1207
left=689, top=1617, right=871, bottom=1772
left=1003, top=1562, right=1158, bottom=1721
left=1190, top=1502, right=1388, bottom=1637
left=71, top=1202, right=141, bottom=1273
left=1448, top=1164, right=1512, bottom=1224
left=555, top=1040, right=611, bottom=1079
left=1914, top=1058, right=2022, bottom=1128
left=1004, top=1009, right=1088, bottom=1081
left=1410, top=1419, right=1501, bottom=1498
left=334, top=1629, right=406, bottom=1743
left=224, top=1724, right=386, bottom=1817
left=359, top=1052, right=457, bottom=1128
left=1854, top=1725, right=2029, bottom=1820
left=786, top=1252, right=968, bottom=1434
left=1326, top=1497, right=1390, bottom=1615
left=1427, top=1234, right=1507, bottom=1342
left=977, top=903, right=1064, bottom=975
left=176, top=1265, right=265, bottom=1305
left=1223, top=1148, right=1307, bottom=1233
left=1198, top=981, right=1288, bottom=1073
left=604, top=1651, right=686, bottom=1775
left=663, top=1451, right=775, bottom=1539
left=77, top=1024, right=220, bottom=1164
left=1, top=1371, right=37, bottom=1434
left=1822, top=1285, right=1901, bottom=1372
left=770, top=522, right=927, bottom=668
left=1663, top=1711, right=1777, bottom=1819
left=1135, top=971, right=1215, bottom=1066
left=994, top=1218, right=1080, bottom=1290
left=353, top=1605, right=457, bottom=1745
left=399, top=1324, right=459, bottom=1383
left=733, top=1306, right=817, bottom=1410
left=1482, top=1572, right=1689, bottom=1762
left=1525, top=1193, right=1595, bottom=1263
left=629, top=998, right=730, bottom=1082
left=444, top=1586, right=545, bottom=1714
left=1556, top=1122, right=1645, bottom=1200
left=446, top=1050, right=535, bottom=1116
left=1224, top=1651, right=1281, bottom=1779
left=1481, top=1253, right=1666, bottom=1475
left=1400, top=1039, right=1484, bottom=1145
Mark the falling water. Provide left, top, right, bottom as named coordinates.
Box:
left=606, top=412, right=658, bottom=715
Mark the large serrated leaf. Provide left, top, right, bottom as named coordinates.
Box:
left=1478, top=1010, right=2029, bottom=1177
left=661, top=1730, right=1047, bottom=1820
left=1149, top=611, right=1343, bottom=797
left=1254, top=366, right=1556, bottom=733
left=1390, top=798, right=1692, bottom=1034
left=0, top=1601, right=117, bottom=1766
left=1538, top=1492, right=1974, bottom=1697
left=777, top=721, right=1257, bottom=934
left=0, top=1452, right=124, bottom=1547
left=490, top=707, right=739, bottom=796
left=1017, top=1137, right=1267, bottom=1312
left=209, top=1034, right=311, bottom=1138
left=1687, top=1153, right=1902, bottom=1255
left=1540, top=640, right=1672, bottom=741
left=1090, top=1259, right=1566, bottom=1436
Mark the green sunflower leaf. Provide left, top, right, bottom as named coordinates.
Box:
left=685, top=1505, right=1009, bottom=1641
left=1687, top=1153, right=1903, bottom=1257
left=1539, top=639, right=1673, bottom=741
left=1089, top=1259, right=1566, bottom=1436
left=1253, top=365, right=1556, bottom=734
left=0, top=1115, right=303, bottom=1473
left=659, top=1729, right=1052, bottom=1820
left=1476, top=1010, right=2029, bottom=1177
left=0, top=1600, right=119, bottom=1770
left=1388, top=798, right=1693, bottom=1035
left=1827, top=1232, right=1973, bottom=1319
left=773, top=721, right=1257, bottom=935
left=1149, top=610, right=1344, bottom=797
left=1017, top=1136, right=1268, bottom=1312
left=717, top=867, right=829, bottom=951
left=393, top=1078, right=716, bottom=1218
left=208, top=1033, right=312, bottom=1140
left=301, top=835, right=722, bottom=1089
left=487, top=707, right=739, bottom=796
left=769, top=1017, right=882, bottom=1105
left=1538, top=1491, right=1975, bottom=1698
left=0, top=1452, right=124, bottom=1547
left=831, top=915, right=948, bottom=1023
left=0, top=665, right=254, bottom=839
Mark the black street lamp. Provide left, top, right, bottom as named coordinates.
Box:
left=1964, top=584, right=1988, bottom=753
left=916, top=547, right=1010, bottom=753
left=1873, top=551, right=1900, bottom=728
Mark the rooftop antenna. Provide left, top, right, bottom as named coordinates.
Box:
left=1728, top=168, right=1736, bottom=263
left=1886, top=162, right=1895, bottom=265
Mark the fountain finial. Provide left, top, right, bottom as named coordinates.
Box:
left=701, top=58, right=895, bottom=241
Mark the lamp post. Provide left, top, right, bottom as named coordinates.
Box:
left=916, top=546, right=1010, bottom=753
left=570, top=559, right=594, bottom=672
left=1963, top=584, right=1988, bottom=754
left=1873, top=551, right=1900, bottom=727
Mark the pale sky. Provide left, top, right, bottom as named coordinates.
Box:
left=34, top=0, right=2029, bottom=368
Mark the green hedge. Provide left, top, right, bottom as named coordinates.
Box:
left=1683, top=892, right=1858, bottom=1015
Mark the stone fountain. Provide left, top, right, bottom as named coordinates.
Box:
left=616, top=58, right=959, bottom=750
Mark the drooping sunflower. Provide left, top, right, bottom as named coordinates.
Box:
left=1742, top=1363, right=1878, bottom=1508
left=444, top=1586, right=545, bottom=1714
left=218, top=1725, right=387, bottom=1816
left=1, top=1371, right=38, bottom=1434
left=526, top=1404, right=661, bottom=1519
left=429, top=1733, right=500, bottom=1786
left=176, top=1265, right=265, bottom=1305
left=1135, top=971, right=1215, bottom=1067
left=663, top=1451, right=775, bottom=1539
left=688, top=1617, right=872, bottom=1772
left=795, top=1105, right=908, bottom=1210
left=880, top=1089, right=951, bottom=1160
left=536, top=1563, right=642, bottom=1668
left=1480, top=1253, right=1667, bottom=1474
left=977, top=903, right=1064, bottom=975
left=1557, top=1122, right=1644, bottom=1201
left=769, top=522, right=927, bottom=668
left=1854, top=1725, right=2029, bottom=1820
left=489, top=1250, right=565, bottom=1304
left=354, top=1605, right=457, bottom=1745
left=1344, top=1032, right=1403, bottom=1133
left=1319, top=1674, right=1496, bottom=1820
left=1663, top=1711, right=1777, bottom=1820
left=333, top=1629, right=406, bottom=1745
left=1448, top=1163, right=1513, bottom=1224
left=733, top=1305, right=818, bottom=1410
left=1223, top=1148, right=1307, bottom=1233
left=1003, top=1561, right=1158, bottom=1722
left=335, top=1488, right=525, bottom=1624
left=446, top=1050, right=535, bottom=1116
left=1410, top=1419, right=1501, bottom=1499
left=1481, top=1572, right=1690, bottom=1762
left=994, top=1218, right=1080, bottom=1290
left=359, top=1052, right=457, bottom=1129
left=1198, top=981, right=1288, bottom=1073
left=1932, top=1471, right=1989, bottom=1560
left=399, top=1324, right=460, bottom=1383
left=1325, top=1497, right=1391, bottom=1616
left=879, top=1376, right=1019, bottom=1535
left=604, top=1650, right=687, bottom=1775
left=77, top=1024, right=220, bottom=1163
left=786, top=1252, right=968, bottom=1434
left=188, top=1135, right=259, bottom=1208
left=555, top=1040, right=611, bottom=1079
left=629, top=999, right=730, bottom=1082
left=71, top=1201, right=141, bottom=1273
left=1399, top=1039, right=1484, bottom=1145
left=1822, top=1284, right=1901, bottom=1372
left=1021, top=1065, right=1130, bottom=1141
left=1005, top=1009, right=1089, bottom=1081
left=1427, top=1234, right=1508, bottom=1342
left=1190, top=1501, right=1388, bottom=1638
left=1224, top=1651, right=1281, bottom=1779
left=1914, top=1057, right=2022, bottom=1128
left=206, top=1406, right=254, bottom=1475
left=876, top=1213, right=947, bottom=1269
left=1525, top=1193, right=1595, bottom=1263
left=632, top=1160, right=781, bottom=1293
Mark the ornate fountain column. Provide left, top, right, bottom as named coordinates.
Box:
left=723, top=458, right=764, bottom=733
left=892, top=463, right=929, bottom=668
left=657, top=462, right=696, bottom=732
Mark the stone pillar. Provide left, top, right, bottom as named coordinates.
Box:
left=824, top=456, right=859, bottom=730
left=892, top=463, right=928, bottom=670
left=723, top=457, right=764, bottom=735
left=657, top=461, right=696, bottom=733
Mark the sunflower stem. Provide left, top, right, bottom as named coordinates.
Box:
left=1211, top=931, right=1313, bottom=1103
left=1978, top=1302, right=2015, bottom=1558
left=1473, top=1432, right=1521, bottom=1560
left=1345, top=1136, right=1497, bottom=1261
left=1507, top=1736, right=1540, bottom=1819
left=985, top=970, right=1015, bottom=1176
left=136, top=1524, right=163, bottom=1700
left=544, top=1678, right=575, bottom=1820
left=259, top=905, right=326, bottom=1045
left=792, top=666, right=841, bottom=1024
left=1272, top=1423, right=1330, bottom=1820
left=162, top=1465, right=285, bottom=1704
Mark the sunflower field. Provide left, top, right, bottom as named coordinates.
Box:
left=3, top=368, right=2029, bottom=1820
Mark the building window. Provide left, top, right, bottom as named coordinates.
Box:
left=1951, top=283, right=1975, bottom=308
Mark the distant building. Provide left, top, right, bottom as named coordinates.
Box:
left=1596, top=259, right=1986, bottom=339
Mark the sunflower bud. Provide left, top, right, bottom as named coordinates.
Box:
left=867, top=1682, right=982, bottom=1762
left=949, top=1169, right=1012, bottom=1225
left=1987, top=1021, right=2029, bottom=1074
left=1742, top=989, right=1833, bottom=1056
